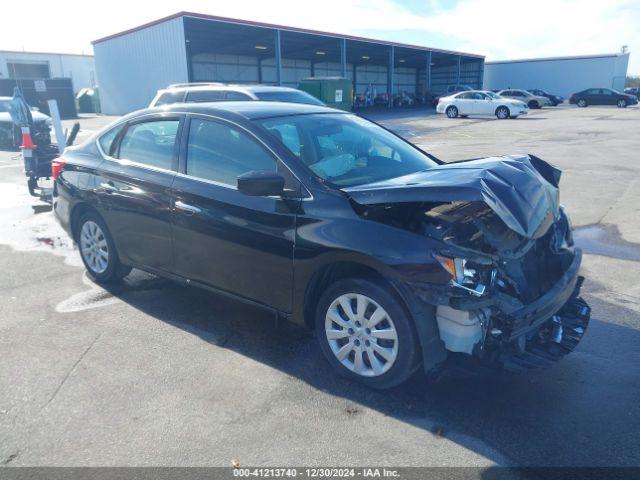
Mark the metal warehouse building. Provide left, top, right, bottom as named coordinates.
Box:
left=0, top=50, right=96, bottom=92
left=483, top=53, right=630, bottom=99
left=93, top=11, right=484, bottom=115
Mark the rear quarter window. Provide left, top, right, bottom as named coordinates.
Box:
left=98, top=126, right=122, bottom=156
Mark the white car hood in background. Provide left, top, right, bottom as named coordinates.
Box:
left=0, top=111, right=51, bottom=123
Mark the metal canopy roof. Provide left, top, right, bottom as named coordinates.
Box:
left=93, top=11, right=484, bottom=60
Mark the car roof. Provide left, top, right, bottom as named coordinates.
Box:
left=141, top=100, right=344, bottom=121
left=160, top=84, right=304, bottom=94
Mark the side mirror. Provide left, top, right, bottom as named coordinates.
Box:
left=237, top=170, right=285, bottom=197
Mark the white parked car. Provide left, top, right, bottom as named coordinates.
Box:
left=436, top=90, right=529, bottom=119
left=497, top=89, right=552, bottom=109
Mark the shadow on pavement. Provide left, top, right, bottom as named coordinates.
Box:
left=99, top=271, right=640, bottom=467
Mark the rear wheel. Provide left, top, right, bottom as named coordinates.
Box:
left=577, top=99, right=588, bottom=108
left=77, top=212, right=131, bottom=283
left=495, top=106, right=510, bottom=119
left=446, top=105, right=459, bottom=118
left=617, top=99, right=627, bottom=108
left=316, top=278, right=421, bottom=389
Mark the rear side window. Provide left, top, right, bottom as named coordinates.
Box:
left=117, top=120, right=179, bottom=170
left=98, top=125, right=122, bottom=156
left=186, top=118, right=276, bottom=186
left=153, top=91, right=185, bottom=106
left=185, top=90, right=225, bottom=102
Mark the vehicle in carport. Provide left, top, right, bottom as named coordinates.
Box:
left=498, top=89, right=552, bottom=109
left=569, top=88, right=638, bottom=108
left=436, top=90, right=529, bottom=119
left=52, top=101, right=590, bottom=389
left=149, top=83, right=325, bottom=108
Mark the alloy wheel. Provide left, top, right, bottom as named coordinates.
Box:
left=324, top=293, right=399, bottom=377
left=80, top=220, right=109, bottom=274
left=446, top=106, right=458, bottom=118
left=618, top=99, right=626, bottom=108
left=497, top=107, right=509, bottom=119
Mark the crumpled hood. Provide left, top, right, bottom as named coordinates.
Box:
left=344, top=154, right=561, bottom=239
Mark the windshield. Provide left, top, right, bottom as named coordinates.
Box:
left=258, top=113, right=438, bottom=187
left=0, top=99, right=9, bottom=112
left=254, top=90, right=324, bottom=106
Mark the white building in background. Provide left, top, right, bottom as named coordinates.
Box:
left=484, top=53, right=630, bottom=98
left=0, top=50, right=96, bottom=92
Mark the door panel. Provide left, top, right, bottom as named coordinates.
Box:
left=170, top=116, right=297, bottom=312
left=94, top=117, right=181, bottom=271
left=171, top=179, right=297, bottom=311
left=96, top=161, right=176, bottom=270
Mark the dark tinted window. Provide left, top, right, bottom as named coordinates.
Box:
left=185, top=90, right=225, bottom=102
left=457, top=92, right=473, bottom=99
left=118, top=120, right=179, bottom=170
left=186, top=118, right=276, bottom=186
left=225, top=91, right=252, bottom=101
left=154, top=91, right=185, bottom=106
left=586, top=89, right=600, bottom=95
left=253, top=90, right=324, bottom=105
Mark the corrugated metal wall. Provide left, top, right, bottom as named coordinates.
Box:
left=0, top=52, right=96, bottom=93
left=483, top=54, right=630, bottom=98
left=94, top=17, right=188, bottom=115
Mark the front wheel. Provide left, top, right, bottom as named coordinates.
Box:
left=528, top=100, right=540, bottom=109
left=495, top=106, right=510, bottom=119
left=316, top=278, right=421, bottom=389
left=617, top=99, right=627, bottom=108
left=577, top=99, right=588, bottom=107
left=446, top=105, right=459, bottom=118
left=77, top=212, right=131, bottom=283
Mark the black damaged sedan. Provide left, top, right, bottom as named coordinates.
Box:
left=52, top=102, right=590, bottom=389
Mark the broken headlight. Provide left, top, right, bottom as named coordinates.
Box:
left=434, top=255, right=490, bottom=297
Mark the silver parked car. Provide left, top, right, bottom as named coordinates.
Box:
left=498, top=89, right=552, bottom=109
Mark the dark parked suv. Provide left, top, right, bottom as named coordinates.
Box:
left=52, top=102, right=590, bottom=388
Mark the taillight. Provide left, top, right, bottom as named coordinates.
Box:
left=51, top=158, right=66, bottom=180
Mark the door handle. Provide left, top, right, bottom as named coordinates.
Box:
left=174, top=200, right=201, bottom=215
left=98, top=182, right=118, bottom=194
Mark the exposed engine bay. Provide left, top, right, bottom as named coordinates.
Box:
left=345, top=154, right=591, bottom=371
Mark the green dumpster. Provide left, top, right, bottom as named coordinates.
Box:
left=76, top=88, right=101, bottom=114
left=298, top=77, right=352, bottom=111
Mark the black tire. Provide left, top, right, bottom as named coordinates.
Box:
left=315, top=278, right=421, bottom=389
left=577, top=99, right=588, bottom=108
left=528, top=100, right=540, bottom=109
left=495, top=106, right=510, bottom=119
left=446, top=105, right=458, bottom=118
left=617, top=99, right=627, bottom=108
left=76, top=211, right=131, bottom=283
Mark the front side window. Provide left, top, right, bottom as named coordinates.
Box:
left=225, top=91, right=252, bottom=101
left=186, top=118, right=276, bottom=186
left=154, top=90, right=185, bottom=106
left=117, top=120, right=179, bottom=170
left=254, top=90, right=324, bottom=106
left=185, top=90, right=225, bottom=102
left=259, top=113, right=438, bottom=188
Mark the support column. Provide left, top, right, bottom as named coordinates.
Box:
left=311, top=62, right=315, bottom=77
left=456, top=55, right=461, bottom=85
left=274, top=29, right=282, bottom=86
left=425, top=51, right=432, bottom=92
left=258, top=58, right=263, bottom=84
left=340, top=38, right=347, bottom=78
left=478, top=60, right=484, bottom=89
left=388, top=45, right=395, bottom=108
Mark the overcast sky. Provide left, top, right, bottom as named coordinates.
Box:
left=2, top=0, right=638, bottom=74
